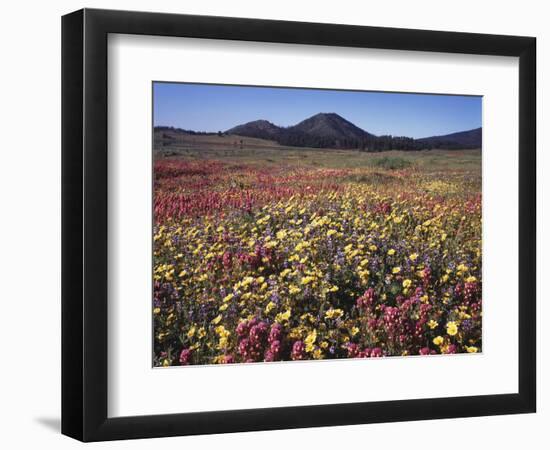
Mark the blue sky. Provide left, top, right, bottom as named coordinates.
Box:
left=153, top=82, right=481, bottom=139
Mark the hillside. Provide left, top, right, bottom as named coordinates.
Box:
left=417, top=127, right=482, bottom=149
left=294, top=113, right=371, bottom=139
left=223, top=113, right=481, bottom=150
left=156, top=113, right=482, bottom=151
left=225, top=120, right=282, bottom=141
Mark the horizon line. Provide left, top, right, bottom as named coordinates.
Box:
left=154, top=110, right=482, bottom=140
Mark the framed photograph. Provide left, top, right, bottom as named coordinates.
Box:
left=62, top=8, right=536, bottom=442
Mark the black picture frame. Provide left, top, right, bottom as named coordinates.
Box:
left=62, top=8, right=536, bottom=442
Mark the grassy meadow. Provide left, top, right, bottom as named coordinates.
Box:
left=153, top=134, right=482, bottom=366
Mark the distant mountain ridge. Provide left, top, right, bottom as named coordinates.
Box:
left=416, top=127, right=482, bottom=148
left=158, top=112, right=482, bottom=151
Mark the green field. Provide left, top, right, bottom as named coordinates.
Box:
left=154, top=132, right=482, bottom=174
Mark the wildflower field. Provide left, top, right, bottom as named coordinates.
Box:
left=153, top=145, right=482, bottom=366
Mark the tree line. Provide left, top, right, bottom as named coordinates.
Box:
left=154, top=126, right=479, bottom=151
left=277, top=132, right=468, bottom=151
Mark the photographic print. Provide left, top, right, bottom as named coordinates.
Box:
left=152, top=82, right=482, bottom=367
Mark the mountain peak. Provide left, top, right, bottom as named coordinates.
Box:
left=229, top=119, right=278, bottom=129
left=305, top=112, right=349, bottom=123
left=226, top=119, right=282, bottom=140
left=246, top=119, right=275, bottom=126
left=290, top=112, right=373, bottom=142
left=311, top=112, right=343, bottom=119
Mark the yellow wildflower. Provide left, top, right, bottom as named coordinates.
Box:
left=313, top=349, right=324, bottom=359
left=325, top=308, right=343, bottom=320
left=276, top=230, right=287, bottom=240
left=211, top=315, right=222, bottom=325
left=289, top=285, right=301, bottom=295
left=275, top=309, right=291, bottom=323
left=427, top=319, right=438, bottom=329
left=305, top=330, right=317, bottom=351
left=446, top=321, right=458, bottom=336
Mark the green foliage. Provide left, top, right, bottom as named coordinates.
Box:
left=370, top=157, right=413, bottom=170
